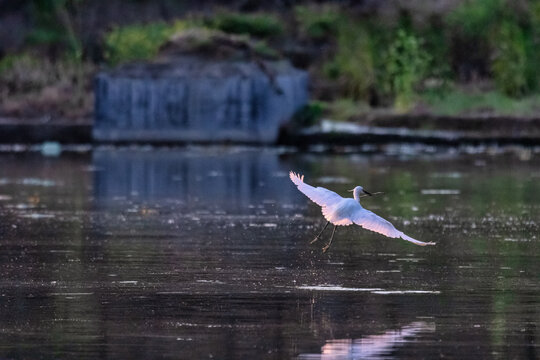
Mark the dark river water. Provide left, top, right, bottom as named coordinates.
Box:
left=0, top=145, right=538, bottom=359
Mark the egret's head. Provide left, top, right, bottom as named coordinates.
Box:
left=348, top=186, right=372, bottom=201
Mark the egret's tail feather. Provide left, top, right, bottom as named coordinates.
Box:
left=400, top=232, right=436, bottom=246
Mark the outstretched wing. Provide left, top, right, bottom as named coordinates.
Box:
left=289, top=171, right=343, bottom=208
left=352, top=209, right=435, bottom=246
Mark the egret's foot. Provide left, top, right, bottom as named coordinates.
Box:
left=322, top=244, right=331, bottom=253
left=310, top=237, right=321, bottom=244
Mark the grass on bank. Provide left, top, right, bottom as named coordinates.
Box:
left=103, top=20, right=193, bottom=66
left=5, top=3, right=540, bottom=121
left=207, top=11, right=284, bottom=38
left=294, top=4, right=341, bottom=39
left=420, top=88, right=540, bottom=117
left=0, top=54, right=94, bottom=118
left=295, top=87, right=540, bottom=127
left=103, top=13, right=283, bottom=66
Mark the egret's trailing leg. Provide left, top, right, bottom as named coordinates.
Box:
left=322, top=225, right=337, bottom=253
left=311, top=221, right=330, bottom=244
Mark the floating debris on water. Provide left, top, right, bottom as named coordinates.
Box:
left=297, top=285, right=383, bottom=292
left=41, top=142, right=62, bottom=157
left=396, top=258, right=424, bottom=262
left=49, top=292, right=94, bottom=296
left=19, top=213, right=55, bottom=219
left=0, top=178, right=59, bottom=187
left=430, top=172, right=464, bottom=178
left=421, top=189, right=461, bottom=195
left=372, top=290, right=441, bottom=295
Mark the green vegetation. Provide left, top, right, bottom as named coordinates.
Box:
left=5, top=1, right=540, bottom=120
left=383, top=30, right=430, bottom=111
left=208, top=12, right=284, bottom=37
left=325, top=20, right=375, bottom=101
left=0, top=53, right=94, bottom=118
left=104, top=20, right=191, bottom=66
left=293, top=99, right=372, bottom=124
left=492, top=21, right=527, bottom=97
left=0, top=54, right=20, bottom=74
left=292, top=102, right=325, bottom=127
left=446, top=0, right=539, bottom=97
left=250, top=40, right=280, bottom=59
left=324, top=99, right=370, bottom=121
left=446, top=0, right=503, bottom=37
left=102, top=13, right=282, bottom=66
left=25, top=0, right=84, bottom=60
left=294, top=4, right=341, bottom=39
left=420, top=88, right=540, bottom=116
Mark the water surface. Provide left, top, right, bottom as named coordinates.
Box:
left=0, top=146, right=538, bottom=359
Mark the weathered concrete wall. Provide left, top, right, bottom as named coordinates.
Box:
left=93, top=57, right=308, bottom=143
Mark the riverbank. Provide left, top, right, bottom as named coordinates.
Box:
left=2, top=114, right=539, bottom=146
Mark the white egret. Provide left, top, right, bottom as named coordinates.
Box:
left=289, top=172, right=435, bottom=252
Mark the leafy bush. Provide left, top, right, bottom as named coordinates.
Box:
left=104, top=20, right=190, bottom=66
left=294, top=4, right=341, bottom=39
left=209, top=12, right=284, bottom=38
left=251, top=40, right=280, bottom=59
left=492, top=21, right=527, bottom=97
left=421, top=15, right=452, bottom=82
left=324, top=20, right=375, bottom=101
left=0, top=54, right=20, bottom=74
left=447, top=0, right=530, bottom=96
left=445, top=0, right=503, bottom=81
left=524, top=1, right=540, bottom=91
left=446, top=0, right=503, bottom=37
left=292, top=102, right=325, bottom=127
left=383, top=30, right=430, bottom=111
left=25, top=0, right=84, bottom=61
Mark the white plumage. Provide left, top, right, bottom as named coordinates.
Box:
left=290, top=171, right=435, bottom=251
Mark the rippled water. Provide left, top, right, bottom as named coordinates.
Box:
left=0, top=146, right=538, bottom=359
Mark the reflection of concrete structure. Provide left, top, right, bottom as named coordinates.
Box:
left=93, top=57, right=308, bottom=143
left=92, top=148, right=299, bottom=211
left=299, top=322, right=435, bottom=360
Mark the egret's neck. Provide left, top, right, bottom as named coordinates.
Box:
left=353, top=188, right=362, bottom=202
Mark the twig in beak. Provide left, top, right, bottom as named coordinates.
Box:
left=360, top=191, right=384, bottom=198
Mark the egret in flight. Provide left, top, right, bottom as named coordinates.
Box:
left=290, top=172, right=435, bottom=252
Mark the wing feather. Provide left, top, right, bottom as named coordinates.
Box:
left=352, top=209, right=435, bottom=246
left=289, top=171, right=343, bottom=208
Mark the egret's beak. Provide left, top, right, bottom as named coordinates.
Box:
left=347, top=189, right=354, bottom=192
left=363, top=189, right=373, bottom=196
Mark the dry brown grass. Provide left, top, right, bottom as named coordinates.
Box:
left=0, top=55, right=94, bottom=121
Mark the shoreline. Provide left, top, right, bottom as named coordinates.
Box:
left=1, top=115, right=539, bottom=146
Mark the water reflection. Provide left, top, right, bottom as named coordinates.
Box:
left=299, top=322, right=435, bottom=360
left=92, top=147, right=300, bottom=212
left=0, top=147, right=539, bottom=359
